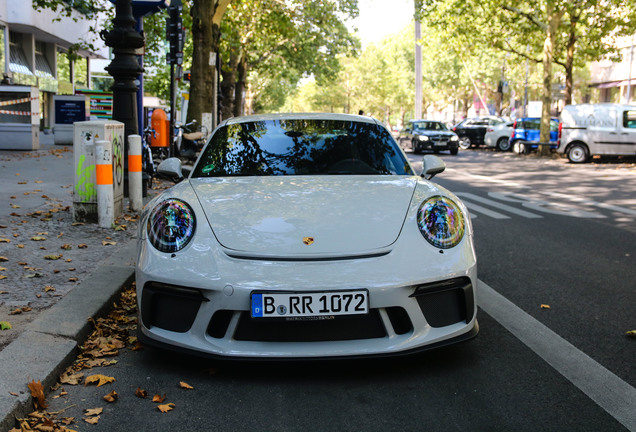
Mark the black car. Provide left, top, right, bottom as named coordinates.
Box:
left=452, top=116, right=505, bottom=149
left=398, top=120, right=460, bottom=155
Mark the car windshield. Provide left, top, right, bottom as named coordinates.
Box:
left=191, top=119, right=414, bottom=177
left=413, top=121, right=447, bottom=131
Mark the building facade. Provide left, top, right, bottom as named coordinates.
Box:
left=589, top=36, right=636, bottom=105
left=0, top=0, right=109, bottom=131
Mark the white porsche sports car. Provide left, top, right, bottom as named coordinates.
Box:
left=136, top=113, right=478, bottom=359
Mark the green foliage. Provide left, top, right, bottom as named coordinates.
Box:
left=220, top=0, right=360, bottom=115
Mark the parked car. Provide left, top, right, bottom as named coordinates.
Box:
left=138, top=113, right=478, bottom=359
left=509, top=117, right=560, bottom=154
left=558, top=103, right=636, bottom=163
left=453, top=116, right=506, bottom=149
left=484, top=121, right=514, bottom=151
left=398, top=119, right=460, bottom=155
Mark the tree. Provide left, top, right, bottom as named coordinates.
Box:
left=187, top=0, right=231, bottom=127
left=219, top=0, right=359, bottom=118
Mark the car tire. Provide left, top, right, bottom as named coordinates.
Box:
left=567, top=143, right=589, bottom=163
left=459, top=137, right=471, bottom=150
left=496, top=137, right=511, bottom=152
left=512, top=141, right=526, bottom=154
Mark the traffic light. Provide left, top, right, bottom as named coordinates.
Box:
left=183, top=71, right=191, bottom=81
left=166, top=3, right=184, bottom=65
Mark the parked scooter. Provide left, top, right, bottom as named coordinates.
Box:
left=174, top=120, right=208, bottom=164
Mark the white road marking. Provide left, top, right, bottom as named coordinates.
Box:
left=478, top=280, right=636, bottom=431
left=460, top=200, right=510, bottom=219
left=543, top=191, right=636, bottom=217
left=490, top=192, right=607, bottom=219
left=445, top=168, right=526, bottom=188
left=457, top=192, right=543, bottom=218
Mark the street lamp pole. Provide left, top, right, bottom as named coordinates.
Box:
left=101, top=0, right=145, bottom=155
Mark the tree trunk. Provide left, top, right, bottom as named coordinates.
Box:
left=233, top=55, right=248, bottom=117
left=539, top=5, right=562, bottom=156
left=564, top=16, right=578, bottom=106
left=220, top=52, right=239, bottom=120
left=186, top=0, right=230, bottom=128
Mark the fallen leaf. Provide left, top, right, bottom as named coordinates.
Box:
left=84, top=374, right=115, bottom=387
left=60, top=372, right=83, bottom=385
left=44, top=286, right=56, bottom=292
left=84, top=416, right=100, bottom=424
left=626, top=330, right=636, bottom=338
left=0, top=321, right=11, bottom=330
left=135, top=387, right=148, bottom=399
left=0, top=275, right=6, bottom=280
left=102, top=240, right=117, bottom=246
left=152, top=394, right=166, bottom=403
left=157, top=403, right=175, bottom=413
left=540, top=304, right=551, bottom=309
left=179, top=381, right=194, bottom=390
left=60, top=244, right=72, bottom=250
left=78, top=244, right=88, bottom=249
left=0, top=239, right=10, bottom=243
left=30, top=236, right=46, bottom=241
left=43, top=254, right=62, bottom=260
left=69, top=277, right=79, bottom=282
left=0, top=256, right=8, bottom=262
left=85, top=407, right=103, bottom=416
left=16, top=244, right=24, bottom=248
left=28, top=380, right=47, bottom=409
left=103, top=390, right=118, bottom=403
left=9, top=391, right=18, bottom=396
left=10, top=309, right=22, bottom=315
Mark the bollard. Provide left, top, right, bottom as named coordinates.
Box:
left=95, top=140, right=114, bottom=228
left=128, top=134, right=143, bottom=211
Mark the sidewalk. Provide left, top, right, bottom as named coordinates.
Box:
left=0, top=135, right=160, bottom=430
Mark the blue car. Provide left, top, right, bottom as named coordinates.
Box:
left=509, top=117, right=560, bottom=154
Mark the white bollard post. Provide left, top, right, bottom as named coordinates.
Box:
left=128, top=134, right=143, bottom=212
left=95, top=140, right=114, bottom=228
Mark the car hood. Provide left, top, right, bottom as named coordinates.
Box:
left=190, top=176, right=418, bottom=257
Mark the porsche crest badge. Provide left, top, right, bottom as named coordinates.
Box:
left=303, top=237, right=314, bottom=245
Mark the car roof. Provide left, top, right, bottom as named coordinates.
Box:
left=221, top=113, right=381, bottom=126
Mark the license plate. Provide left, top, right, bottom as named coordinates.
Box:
left=434, top=140, right=447, bottom=146
left=251, top=290, right=369, bottom=319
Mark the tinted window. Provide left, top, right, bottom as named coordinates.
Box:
left=192, top=119, right=414, bottom=177
left=413, top=121, right=448, bottom=131
left=522, top=119, right=541, bottom=129
left=623, top=110, right=636, bottom=128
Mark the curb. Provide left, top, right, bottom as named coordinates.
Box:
left=0, top=240, right=137, bottom=431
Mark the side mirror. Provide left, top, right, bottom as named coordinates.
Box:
left=420, top=155, right=446, bottom=180
left=156, top=157, right=184, bottom=182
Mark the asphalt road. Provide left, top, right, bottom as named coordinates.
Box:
left=39, top=149, right=636, bottom=432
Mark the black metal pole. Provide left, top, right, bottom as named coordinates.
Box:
left=101, top=0, right=145, bottom=164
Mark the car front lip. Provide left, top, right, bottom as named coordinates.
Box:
left=136, top=229, right=477, bottom=358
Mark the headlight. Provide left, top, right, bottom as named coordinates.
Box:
left=418, top=135, right=429, bottom=141
left=147, top=199, right=196, bottom=253
left=417, top=196, right=465, bottom=249
left=450, top=135, right=459, bottom=141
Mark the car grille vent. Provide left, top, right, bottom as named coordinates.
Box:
left=410, top=277, right=474, bottom=328
left=141, top=282, right=207, bottom=333
left=232, top=310, right=387, bottom=342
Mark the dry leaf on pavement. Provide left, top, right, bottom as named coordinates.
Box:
left=135, top=387, right=148, bottom=398
left=152, top=394, right=166, bottom=403
left=28, top=380, right=47, bottom=409
left=179, top=381, right=194, bottom=390
left=103, top=390, right=118, bottom=403
left=84, top=374, right=115, bottom=387
left=85, top=407, right=103, bottom=416
left=157, top=403, right=175, bottom=413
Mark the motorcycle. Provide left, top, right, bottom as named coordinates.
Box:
left=174, top=120, right=208, bottom=164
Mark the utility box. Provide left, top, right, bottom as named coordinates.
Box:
left=73, top=120, right=125, bottom=223
left=53, top=95, right=90, bottom=145
left=0, top=85, right=40, bottom=150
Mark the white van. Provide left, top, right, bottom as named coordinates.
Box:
left=558, top=103, right=636, bottom=163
